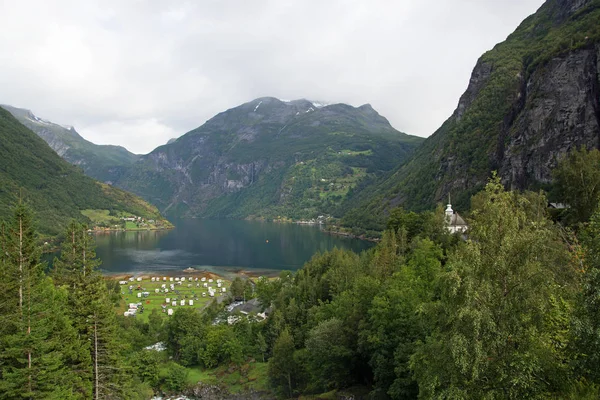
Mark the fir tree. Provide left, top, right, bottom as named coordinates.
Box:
left=53, top=221, right=127, bottom=399
left=0, top=203, right=85, bottom=399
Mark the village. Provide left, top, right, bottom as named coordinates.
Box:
left=80, top=209, right=174, bottom=232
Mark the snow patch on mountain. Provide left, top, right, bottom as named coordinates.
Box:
left=311, top=101, right=330, bottom=108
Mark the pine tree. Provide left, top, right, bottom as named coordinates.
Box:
left=268, top=328, right=299, bottom=397
left=0, top=203, right=85, bottom=399
left=53, top=221, right=127, bottom=399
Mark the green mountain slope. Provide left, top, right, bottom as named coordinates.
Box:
left=1, top=104, right=140, bottom=183
left=115, top=97, right=423, bottom=220
left=0, top=107, right=166, bottom=236
left=341, top=0, right=600, bottom=230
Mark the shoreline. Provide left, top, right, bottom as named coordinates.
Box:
left=322, top=227, right=381, bottom=243
left=103, top=267, right=281, bottom=282
left=90, top=226, right=174, bottom=233
left=245, top=216, right=380, bottom=243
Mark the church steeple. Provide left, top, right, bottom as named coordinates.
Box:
left=445, top=194, right=453, bottom=218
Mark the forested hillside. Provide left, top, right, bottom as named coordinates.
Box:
left=0, top=107, right=166, bottom=236
left=341, top=0, right=600, bottom=231
left=4, top=159, right=600, bottom=398
left=1, top=104, right=140, bottom=183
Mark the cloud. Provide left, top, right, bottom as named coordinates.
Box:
left=0, top=0, right=545, bottom=153
left=81, top=118, right=178, bottom=154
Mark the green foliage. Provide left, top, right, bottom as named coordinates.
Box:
left=0, top=204, right=88, bottom=399
left=386, top=207, right=424, bottom=241
left=553, top=147, right=600, bottom=225
left=159, top=362, right=189, bottom=393
left=305, top=318, right=354, bottom=391
left=53, top=220, right=130, bottom=399
left=230, top=276, right=246, bottom=299
left=363, top=238, right=443, bottom=399
left=411, top=177, right=575, bottom=398
left=132, top=350, right=162, bottom=388
left=199, top=324, right=245, bottom=368
left=268, top=328, right=302, bottom=397
left=571, top=205, right=600, bottom=384
left=1, top=104, right=140, bottom=183
left=0, top=107, right=168, bottom=236
left=258, top=205, right=455, bottom=397
left=4, top=179, right=600, bottom=398
left=165, top=307, right=207, bottom=366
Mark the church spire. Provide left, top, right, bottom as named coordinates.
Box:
left=445, top=193, right=453, bottom=217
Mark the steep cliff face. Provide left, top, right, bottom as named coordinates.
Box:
left=115, top=97, right=422, bottom=219
left=502, top=44, right=600, bottom=187
left=342, top=0, right=600, bottom=227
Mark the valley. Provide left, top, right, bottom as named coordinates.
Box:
left=4, top=99, right=424, bottom=225
left=0, top=107, right=171, bottom=236
left=1, top=0, right=600, bottom=398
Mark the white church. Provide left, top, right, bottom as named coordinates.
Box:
left=445, top=200, right=468, bottom=234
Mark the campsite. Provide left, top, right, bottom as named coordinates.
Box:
left=117, top=273, right=231, bottom=322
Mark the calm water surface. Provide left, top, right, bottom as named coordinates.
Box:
left=93, top=219, right=374, bottom=276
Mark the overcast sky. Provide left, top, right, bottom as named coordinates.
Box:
left=0, top=0, right=545, bottom=154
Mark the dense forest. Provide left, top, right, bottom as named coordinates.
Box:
left=3, top=148, right=600, bottom=399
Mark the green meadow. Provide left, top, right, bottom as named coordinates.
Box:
left=116, top=274, right=231, bottom=322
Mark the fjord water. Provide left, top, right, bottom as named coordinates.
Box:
left=93, top=219, right=374, bottom=276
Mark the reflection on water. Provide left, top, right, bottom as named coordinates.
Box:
left=93, top=219, right=374, bottom=275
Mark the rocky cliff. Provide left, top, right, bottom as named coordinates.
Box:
left=342, top=0, right=600, bottom=228
left=501, top=43, right=599, bottom=188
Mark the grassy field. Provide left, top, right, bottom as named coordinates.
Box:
left=81, top=209, right=172, bottom=231
left=318, top=167, right=367, bottom=200
left=81, top=209, right=115, bottom=222
left=185, top=362, right=269, bottom=393
left=116, top=273, right=231, bottom=322
left=334, top=149, right=373, bottom=156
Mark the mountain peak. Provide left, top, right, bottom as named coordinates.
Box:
left=117, top=96, right=421, bottom=219
left=539, top=0, right=594, bottom=24
left=358, top=103, right=375, bottom=111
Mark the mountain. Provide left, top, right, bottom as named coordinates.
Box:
left=0, top=106, right=167, bottom=236
left=0, top=104, right=140, bottom=183
left=114, top=97, right=423, bottom=219
left=341, top=0, right=600, bottom=230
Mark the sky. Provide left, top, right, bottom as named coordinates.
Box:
left=0, top=0, right=545, bottom=154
